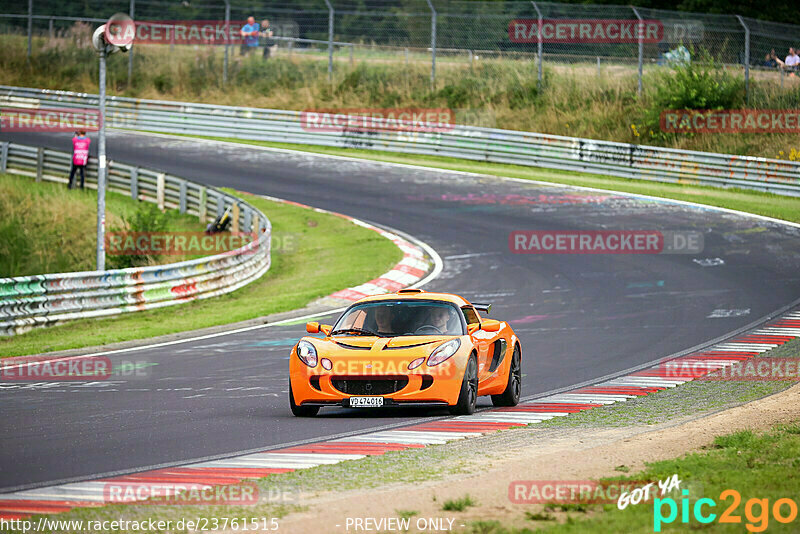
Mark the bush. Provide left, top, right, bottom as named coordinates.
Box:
left=107, top=203, right=173, bottom=269
left=641, top=59, right=745, bottom=141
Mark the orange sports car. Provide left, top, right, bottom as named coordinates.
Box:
left=288, top=289, right=522, bottom=416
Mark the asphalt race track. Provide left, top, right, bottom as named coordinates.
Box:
left=2, top=131, right=799, bottom=492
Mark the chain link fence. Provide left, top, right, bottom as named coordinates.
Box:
left=2, top=1, right=800, bottom=98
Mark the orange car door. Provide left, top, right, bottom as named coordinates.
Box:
left=463, top=306, right=493, bottom=379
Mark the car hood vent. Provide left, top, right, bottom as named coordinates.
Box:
left=383, top=337, right=443, bottom=350
left=332, top=340, right=372, bottom=350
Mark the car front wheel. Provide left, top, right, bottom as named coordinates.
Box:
left=449, top=354, right=478, bottom=415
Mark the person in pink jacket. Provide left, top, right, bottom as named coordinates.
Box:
left=69, top=131, right=91, bottom=190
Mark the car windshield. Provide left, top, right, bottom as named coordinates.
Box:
left=332, top=300, right=465, bottom=337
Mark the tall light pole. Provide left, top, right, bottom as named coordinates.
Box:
left=92, top=14, right=134, bottom=270
left=97, top=47, right=108, bottom=270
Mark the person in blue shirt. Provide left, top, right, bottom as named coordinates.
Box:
left=240, top=16, right=259, bottom=55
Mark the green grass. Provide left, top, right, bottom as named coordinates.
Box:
left=0, top=188, right=402, bottom=357
left=0, top=173, right=202, bottom=276
left=177, top=134, right=800, bottom=225
left=442, top=495, right=477, bottom=512
left=526, top=510, right=557, bottom=521
left=396, top=509, right=419, bottom=520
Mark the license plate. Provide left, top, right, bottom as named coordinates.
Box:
left=349, top=396, right=384, bottom=408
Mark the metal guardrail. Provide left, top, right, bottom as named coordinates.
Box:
left=0, top=141, right=271, bottom=336
left=1, top=85, right=797, bottom=197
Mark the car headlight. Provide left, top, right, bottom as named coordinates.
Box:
left=427, top=338, right=461, bottom=366
left=296, top=340, right=318, bottom=367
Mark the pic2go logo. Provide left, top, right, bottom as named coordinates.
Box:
left=654, top=489, right=798, bottom=532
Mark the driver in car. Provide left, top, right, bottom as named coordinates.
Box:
left=424, top=306, right=452, bottom=334
left=374, top=306, right=394, bottom=335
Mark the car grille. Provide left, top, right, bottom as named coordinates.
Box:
left=331, top=376, right=409, bottom=395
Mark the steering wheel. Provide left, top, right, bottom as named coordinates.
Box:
left=415, top=325, right=444, bottom=335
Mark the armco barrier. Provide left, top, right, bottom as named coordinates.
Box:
left=1, top=85, right=799, bottom=196
left=0, top=142, right=271, bottom=336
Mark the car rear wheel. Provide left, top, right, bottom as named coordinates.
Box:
left=491, top=344, right=521, bottom=407
left=289, top=383, right=320, bottom=417
left=449, top=354, right=478, bottom=415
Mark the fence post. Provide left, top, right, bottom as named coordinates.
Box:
left=631, top=6, right=643, bottom=96
left=130, top=167, right=138, bottom=200
left=223, top=0, right=230, bottom=85
left=27, top=0, right=33, bottom=61
left=0, top=142, right=8, bottom=174
left=425, top=0, right=436, bottom=89
left=156, top=173, right=165, bottom=210
left=231, top=203, right=240, bottom=232
left=179, top=180, right=187, bottom=213
left=198, top=187, right=207, bottom=223
left=127, top=0, right=135, bottom=87
left=736, top=15, right=750, bottom=105
left=243, top=208, right=252, bottom=235
left=48, top=18, right=53, bottom=40
left=324, top=0, right=334, bottom=81
left=531, top=1, right=542, bottom=89
left=35, top=147, right=43, bottom=182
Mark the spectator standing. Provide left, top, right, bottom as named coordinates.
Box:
left=240, top=16, right=259, bottom=55
left=68, top=130, right=90, bottom=190
left=785, top=47, right=799, bottom=74
left=261, top=19, right=275, bottom=59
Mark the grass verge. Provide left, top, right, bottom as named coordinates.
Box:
left=0, top=173, right=202, bottom=276
left=0, top=188, right=402, bottom=357
left=171, top=134, right=800, bottom=225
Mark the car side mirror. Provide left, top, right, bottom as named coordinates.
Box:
left=481, top=319, right=502, bottom=332
left=467, top=323, right=480, bottom=335
left=306, top=322, right=332, bottom=335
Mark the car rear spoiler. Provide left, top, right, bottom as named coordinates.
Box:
left=472, top=303, right=491, bottom=315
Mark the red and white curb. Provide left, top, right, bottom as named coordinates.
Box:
left=261, top=195, right=432, bottom=304
left=2, top=310, right=798, bottom=519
